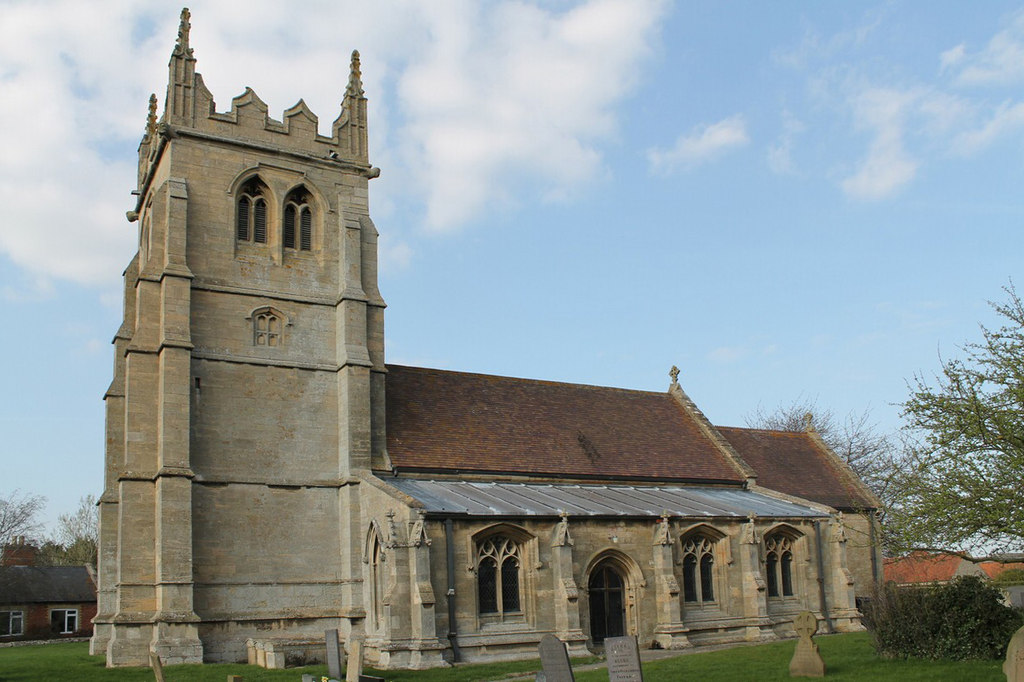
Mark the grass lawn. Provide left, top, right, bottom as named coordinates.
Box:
left=0, top=633, right=1008, bottom=681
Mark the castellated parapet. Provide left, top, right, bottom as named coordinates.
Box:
left=93, top=7, right=387, bottom=667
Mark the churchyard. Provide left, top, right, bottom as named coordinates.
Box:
left=0, top=633, right=1009, bottom=681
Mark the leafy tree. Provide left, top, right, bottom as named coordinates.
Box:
left=0, top=490, right=44, bottom=547
left=38, top=495, right=98, bottom=567
left=892, top=283, right=1024, bottom=555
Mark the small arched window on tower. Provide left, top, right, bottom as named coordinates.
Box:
left=283, top=187, right=313, bottom=251
left=253, top=309, right=281, bottom=347
left=236, top=177, right=269, bottom=244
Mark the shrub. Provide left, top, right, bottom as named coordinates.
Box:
left=867, top=575, right=1024, bottom=660
left=994, top=568, right=1024, bottom=587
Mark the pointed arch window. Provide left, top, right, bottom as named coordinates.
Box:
left=765, top=533, right=796, bottom=598
left=681, top=535, right=716, bottom=604
left=283, top=187, right=313, bottom=251
left=477, top=535, right=521, bottom=617
left=369, top=532, right=386, bottom=633
left=237, top=177, right=268, bottom=244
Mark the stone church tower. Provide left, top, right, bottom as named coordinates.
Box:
left=92, top=9, right=386, bottom=665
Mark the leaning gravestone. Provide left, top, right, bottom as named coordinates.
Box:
left=1005, top=624, right=1024, bottom=682
left=148, top=652, right=166, bottom=682
left=605, top=635, right=644, bottom=682
left=325, top=628, right=344, bottom=680
left=789, top=611, right=825, bottom=678
left=538, top=634, right=575, bottom=682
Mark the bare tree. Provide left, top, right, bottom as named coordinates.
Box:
left=38, top=495, right=98, bottom=567
left=0, top=490, right=45, bottom=547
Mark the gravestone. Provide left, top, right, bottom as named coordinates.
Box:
left=148, top=652, right=165, bottom=682
left=538, top=634, right=575, bottom=682
left=789, top=611, right=825, bottom=678
left=325, top=628, right=344, bottom=680
left=1005, top=624, right=1024, bottom=682
left=605, top=636, right=644, bottom=682
left=347, top=637, right=365, bottom=682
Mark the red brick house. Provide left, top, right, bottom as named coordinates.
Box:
left=0, top=539, right=97, bottom=641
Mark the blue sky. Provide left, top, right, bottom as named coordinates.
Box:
left=1, top=1, right=1022, bottom=531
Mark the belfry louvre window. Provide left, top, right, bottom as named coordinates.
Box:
left=283, top=187, right=312, bottom=251
left=765, top=534, right=795, bottom=598
left=477, top=535, right=521, bottom=617
left=237, top=177, right=268, bottom=243
left=681, top=535, right=716, bottom=603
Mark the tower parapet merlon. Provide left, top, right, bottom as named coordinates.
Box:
left=154, top=8, right=371, bottom=163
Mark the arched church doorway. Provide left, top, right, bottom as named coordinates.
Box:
left=588, top=562, right=626, bottom=644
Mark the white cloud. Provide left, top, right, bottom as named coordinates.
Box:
left=767, top=110, right=805, bottom=175
left=0, top=0, right=668, bottom=286
left=647, top=115, right=749, bottom=175
left=707, top=345, right=747, bottom=364
left=840, top=88, right=919, bottom=200
left=952, top=101, right=1024, bottom=155
left=949, top=11, right=1024, bottom=87
left=940, top=43, right=966, bottom=72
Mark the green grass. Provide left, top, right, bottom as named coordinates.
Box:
left=0, top=633, right=1008, bottom=681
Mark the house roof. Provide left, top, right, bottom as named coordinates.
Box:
left=0, top=566, right=96, bottom=604
left=980, top=561, right=1024, bottom=580
left=385, top=479, right=829, bottom=519
left=883, top=551, right=986, bottom=584
left=384, top=365, right=747, bottom=484
left=716, top=426, right=877, bottom=510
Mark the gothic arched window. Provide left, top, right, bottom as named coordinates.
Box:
left=369, top=532, right=385, bottom=633
left=283, top=187, right=312, bottom=251
left=681, top=535, right=716, bottom=603
left=253, top=309, right=281, bottom=347
left=477, top=535, right=521, bottom=617
left=765, top=533, right=796, bottom=598
left=237, top=177, right=268, bottom=243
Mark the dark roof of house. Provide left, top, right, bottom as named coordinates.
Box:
left=384, top=365, right=747, bottom=483
left=715, top=426, right=877, bottom=510
left=0, top=566, right=96, bottom=604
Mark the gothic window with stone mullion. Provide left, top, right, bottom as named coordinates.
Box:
left=764, top=534, right=795, bottom=598
left=681, top=535, right=716, bottom=604
left=283, top=187, right=312, bottom=251
left=237, top=177, right=268, bottom=243
left=476, top=535, right=522, bottom=618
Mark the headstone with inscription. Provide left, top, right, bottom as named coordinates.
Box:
left=325, top=629, right=344, bottom=680
left=789, top=611, right=825, bottom=678
left=1006, top=624, right=1024, bottom=682
left=538, top=634, right=575, bottom=682
left=605, top=636, right=643, bottom=682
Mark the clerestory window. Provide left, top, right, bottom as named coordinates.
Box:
left=681, top=534, right=716, bottom=604
left=283, top=187, right=313, bottom=251
left=236, top=177, right=268, bottom=244
left=477, top=535, right=522, bottom=618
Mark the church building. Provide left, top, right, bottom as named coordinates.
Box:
left=92, top=10, right=881, bottom=669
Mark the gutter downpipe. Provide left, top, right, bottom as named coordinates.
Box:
left=813, top=520, right=834, bottom=634
left=445, top=518, right=462, bottom=662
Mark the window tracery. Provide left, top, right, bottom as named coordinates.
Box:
left=765, top=534, right=795, bottom=598
left=476, top=535, right=521, bottom=617
left=681, top=535, right=716, bottom=603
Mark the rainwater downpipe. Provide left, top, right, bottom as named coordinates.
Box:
left=445, top=518, right=462, bottom=662
left=813, top=521, right=834, bottom=634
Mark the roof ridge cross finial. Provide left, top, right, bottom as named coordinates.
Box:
left=669, top=365, right=680, bottom=388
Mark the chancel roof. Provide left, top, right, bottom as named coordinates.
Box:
left=385, top=479, right=828, bottom=519
left=716, top=426, right=878, bottom=511
left=384, top=365, right=747, bottom=484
